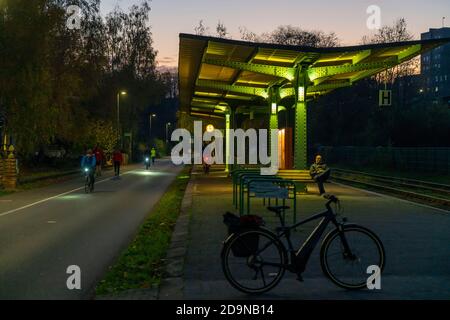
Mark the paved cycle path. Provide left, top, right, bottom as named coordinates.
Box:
left=0, top=159, right=182, bottom=299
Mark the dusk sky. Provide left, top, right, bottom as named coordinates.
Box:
left=100, top=0, right=450, bottom=68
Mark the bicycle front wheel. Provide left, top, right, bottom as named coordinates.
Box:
left=320, top=224, right=385, bottom=290
left=221, top=228, right=287, bottom=294
left=85, top=176, right=90, bottom=193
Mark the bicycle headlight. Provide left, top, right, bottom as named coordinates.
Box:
left=84, top=168, right=89, bottom=172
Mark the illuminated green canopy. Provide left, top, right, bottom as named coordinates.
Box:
left=179, top=33, right=450, bottom=119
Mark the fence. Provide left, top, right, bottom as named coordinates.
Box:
left=318, top=146, right=450, bottom=174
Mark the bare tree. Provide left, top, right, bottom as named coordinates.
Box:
left=237, top=25, right=339, bottom=47
left=264, top=25, right=339, bottom=47
left=194, top=19, right=208, bottom=36
left=362, top=18, right=418, bottom=84
left=239, top=26, right=259, bottom=42
left=216, top=21, right=228, bottom=38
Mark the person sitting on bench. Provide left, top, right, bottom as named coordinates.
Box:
left=309, top=155, right=331, bottom=195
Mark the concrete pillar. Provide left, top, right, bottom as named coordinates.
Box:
left=0, top=155, right=4, bottom=189
left=3, top=145, right=17, bottom=190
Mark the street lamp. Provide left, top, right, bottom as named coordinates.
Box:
left=149, top=113, right=156, bottom=144
left=117, top=91, right=127, bottom=146
left=166, top=122, right=172, bottom=143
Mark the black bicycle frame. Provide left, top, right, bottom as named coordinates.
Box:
left=288, top=210, right=334, bottom=274
left=257, top=203, right=351, bottom=274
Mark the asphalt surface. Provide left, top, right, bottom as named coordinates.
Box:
left=0, top=159, right=182, bottom=300
left=184, top=170, right=450, bottom=300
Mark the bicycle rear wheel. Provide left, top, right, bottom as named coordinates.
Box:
left=320, top=224, right=385, bottom=290
left=221, top=228, right=287, bottom=294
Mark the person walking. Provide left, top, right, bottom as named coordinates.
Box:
left=113, top=148, right=123, bottom=177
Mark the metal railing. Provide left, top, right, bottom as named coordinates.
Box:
left=318, top=146, right=450, bottom=174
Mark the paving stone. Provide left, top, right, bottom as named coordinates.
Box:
left=166, top=246, right=187, bottom=259
left=96, top=287, right=158, bottom=300
left=159, top=278, right=184, bottom=300
left=182, top=166, right=450, bottom=299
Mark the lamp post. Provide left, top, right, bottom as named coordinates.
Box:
left=165, top=122, right=172, bottom=143
left=116, top=91, right=127, bottom=147
left=149, top=113, right=156, bottom=145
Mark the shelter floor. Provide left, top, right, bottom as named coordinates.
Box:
left=183, top=166, right=450, bottom=300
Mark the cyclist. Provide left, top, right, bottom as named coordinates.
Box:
left=81, top=149, right=97, bottom=190
left=150, top=147, right=156, bottom=165
left=309, top=154, right=331, bottom=195
left=144, top=147, right=151, bottom=169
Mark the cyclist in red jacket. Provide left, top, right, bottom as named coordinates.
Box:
left=113, top=148, right=123, bottom=177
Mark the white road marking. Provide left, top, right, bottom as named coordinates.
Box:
left=331, top=181, right=450, bottom=215
left=0, top=169, right=138, bottom=218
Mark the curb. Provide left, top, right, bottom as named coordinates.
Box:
left=157, top=170, right=195, bottom=300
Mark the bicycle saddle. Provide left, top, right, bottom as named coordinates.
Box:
left=267, top=206, right=290, bottom=213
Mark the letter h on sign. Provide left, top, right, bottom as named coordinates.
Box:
left=379, top=90, right=392, bottom=107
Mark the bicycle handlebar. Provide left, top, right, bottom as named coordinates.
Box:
left=323, top=193, right=338, bottom=202
left=323, top=194, right=340, bottom=211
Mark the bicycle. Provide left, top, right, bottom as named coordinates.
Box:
left=84, top=168, right=95, bottom=193
left=221, top=194, right=385, bottom=294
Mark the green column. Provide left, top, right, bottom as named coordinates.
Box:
left=225, top=113, right=231, bottom=172
left=294, top=72, right=308, bottom=169
left=269, top=113, right=278, bottom=158
left=269, top=87, right=279, bottom=155
left=294, top=101, right=307, bottom=169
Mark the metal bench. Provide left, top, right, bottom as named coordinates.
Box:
left=277, top=170, right=315, bottom=193
left=242, top=177, right=297, bottom=223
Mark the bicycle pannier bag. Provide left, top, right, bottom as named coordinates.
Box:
left=223, top=212, right=264, bottom=257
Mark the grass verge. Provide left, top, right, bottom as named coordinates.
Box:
left=95, top=165, right=191, bottom=296
left=0, top=168, right=80, bottom=197
left=0, top=190, right=13, bottom=197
